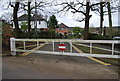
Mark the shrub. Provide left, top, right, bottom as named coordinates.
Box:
left=37, top=30, right=59, bottom=39
left=38, top=31, right=50, bottom=38
left=88, top=33, right=112, bottom=40
left=20, top=22, right=28, bottom=32
left=12, top=29, right=61, bottom=39
left=73, top=27, right=82, bottom=38
left=19, top=31, right=34, bottom=38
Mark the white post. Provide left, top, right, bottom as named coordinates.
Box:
left=53, top=41, right=54, bottom=51
left=23, top=41, right=26, bottom=50
left=112, top=43, right=114, bottom=55
left=90, top=42, right=92, bottom=54
left=10, top=38, right=16, bottom=56
left=70, top=41, right=72, bottom=53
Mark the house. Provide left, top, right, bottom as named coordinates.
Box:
left=13, top=14, right=48, bottom=31
left=56, top=23, right=68, bottom=35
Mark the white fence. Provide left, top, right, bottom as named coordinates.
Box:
left=10, top=38, right=120, bottom=59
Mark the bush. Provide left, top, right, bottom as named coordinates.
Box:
left=13, top=29, right=61, bottom=39
left=59, top=33, right=63, bottom=38
left=37, top=31, right=50, bottom=38
left=88, top=33, right=112, bottom=40
left=37, top=30, right=59, bottom=39
left=73, top=27, right=82, bottom=38
left=19, top=31, right=34, bottom=38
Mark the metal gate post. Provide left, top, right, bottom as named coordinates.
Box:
left=112, top=42, right=114, bottom=55
left=53, top=41, right=54, bottom=51
left=10, top=38, right=16, bottom=56
left=23, top=41, right=26, bottom=50
left=90, top=42, right=92, bottom=54
left=70, top=41, right=72, bottom=53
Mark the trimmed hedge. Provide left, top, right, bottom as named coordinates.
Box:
left=17, top=30, right=60, bottom=39
left=88, top=33, right=112, bottom=40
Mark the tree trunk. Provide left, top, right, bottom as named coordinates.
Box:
left=83, top=2, right=90, bottom=40
left=107, top=2, right=112, bottom=38
left=34, top=1, right=37, bottom=38
left=103, top=26, right=106, bottom=36
left=13, top=2, right=20, bottom=38
left=100, top=2, right=104, bottom=35
left=28, top=2, right=31, bottom=38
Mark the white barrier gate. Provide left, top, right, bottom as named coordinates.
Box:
left=10, top=38, right=120, bottom=59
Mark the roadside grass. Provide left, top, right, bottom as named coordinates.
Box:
left=74, top=44, right=120, bottom=66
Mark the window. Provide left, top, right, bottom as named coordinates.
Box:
left=39, top=21, right=41, bottom=24
left=59, top=28, right=62, bottom=30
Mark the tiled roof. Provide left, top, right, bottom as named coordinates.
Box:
left=17, top=14, right=46, bottom=21
left=59, top=23, right=68, bottom=28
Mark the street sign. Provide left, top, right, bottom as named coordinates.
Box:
left=59, top=43, right=66, bottom=51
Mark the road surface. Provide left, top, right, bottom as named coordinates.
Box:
left=2, top=42, right=119, bottom=79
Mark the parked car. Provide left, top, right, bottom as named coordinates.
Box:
left=113, top=36, right=120, bottom=40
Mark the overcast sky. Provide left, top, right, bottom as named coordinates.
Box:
left=55, top=11, right=119, bottom=28
left=54, top=5, right=119, bottom=28
left=0, top=0, right=119, bottom=28
left=47, top=0, right=120, bottom=28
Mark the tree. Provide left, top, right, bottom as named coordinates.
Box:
left=20, top=22, right=28, bottom=32
left=83, top=1, right=91, bottom=40
left=48, top=15, right=58, bottom=29
left=53, top=0, right=120, bottom=39
left=91, top=1, right=106, bottom=35
left=20, top=1, right=50, bottom=38
left=107, top=2, right=112, bottom=38
left=48, top=15, right=58, bottom=38
left=28, top=2, right=31, bottom=38
left=91, top=0, right=119, bottom=36
left=73, top=27, right=82, bottom=38
left=1, top=0, right=52, bottom=38
left=100, top=2, right=104, bottom=35
left=52, top=0, right=102, bottom=39
left=10, top=2, right=20, bottom=38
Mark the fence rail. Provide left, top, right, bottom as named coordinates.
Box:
left=75, top=43, right=120, bottom=53
left=10, top=38, right=120, bottom=59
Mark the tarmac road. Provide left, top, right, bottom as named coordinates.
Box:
left=2, top=42, right=119, bottom=79
left=2, top=55, right=119, bottom=79
left=39, top=42, right=99, bottom=64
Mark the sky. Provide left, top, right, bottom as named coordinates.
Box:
left=0, top=0, right=119, bottom=28
left=47, top=0, right=120, bottom=28
left=55, top=8, right=119, bottom=28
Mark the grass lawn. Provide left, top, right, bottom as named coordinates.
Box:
left=74, top=44, right=120, bottom=66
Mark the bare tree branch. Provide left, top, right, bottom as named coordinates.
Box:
left=67, top=3, right=86, bottom=15
left=76, top=18, right=85, bottom=22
